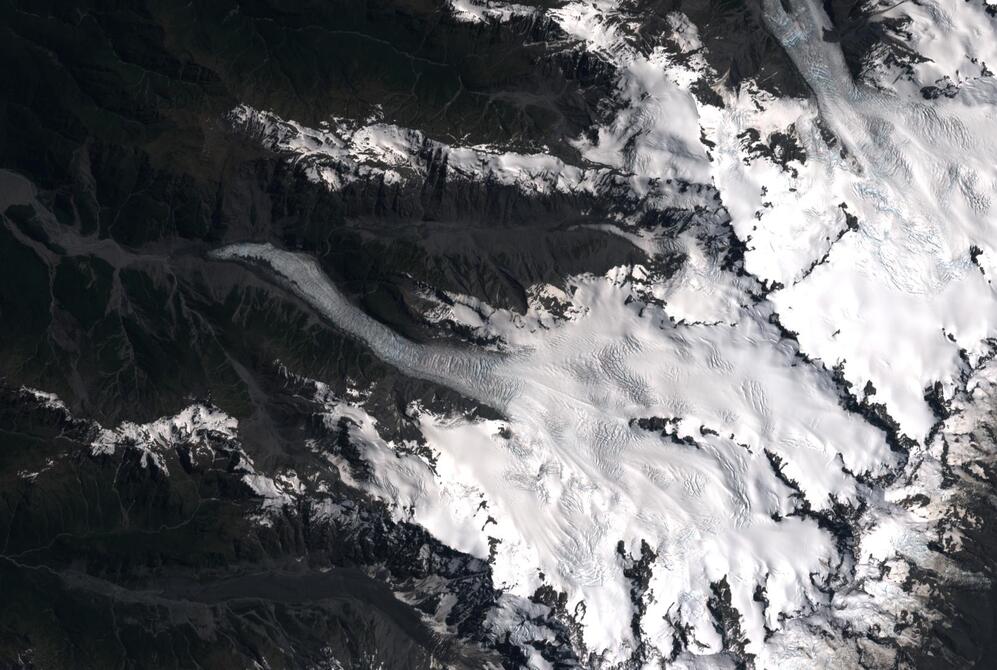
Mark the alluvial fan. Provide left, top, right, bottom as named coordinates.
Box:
left=2, top=0, right=997, bottom=668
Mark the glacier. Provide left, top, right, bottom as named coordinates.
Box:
left=205, top=0, right=997, bottom=666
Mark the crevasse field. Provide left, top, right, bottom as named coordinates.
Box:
left=199, top=0, right=997, bottom=665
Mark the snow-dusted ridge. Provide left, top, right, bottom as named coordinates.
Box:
left=90, top=404, right=240, bottom=473
left=447, top=0, right=536, bottom=24
left=25, top=392, right=305, bottom=526
left=228, top=104, right=617, bottom=198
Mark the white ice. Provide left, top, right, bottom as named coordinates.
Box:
left=213, top=242, right=893, bottom=663
left=211, top=0, right=997, bottom=664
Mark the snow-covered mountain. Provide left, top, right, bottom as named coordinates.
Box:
left=2, top=0, right=996, bottom=668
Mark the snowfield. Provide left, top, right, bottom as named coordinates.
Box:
left=207, top=0, right=997, bottom=666
left=213, top=241, right=897, bottom=663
